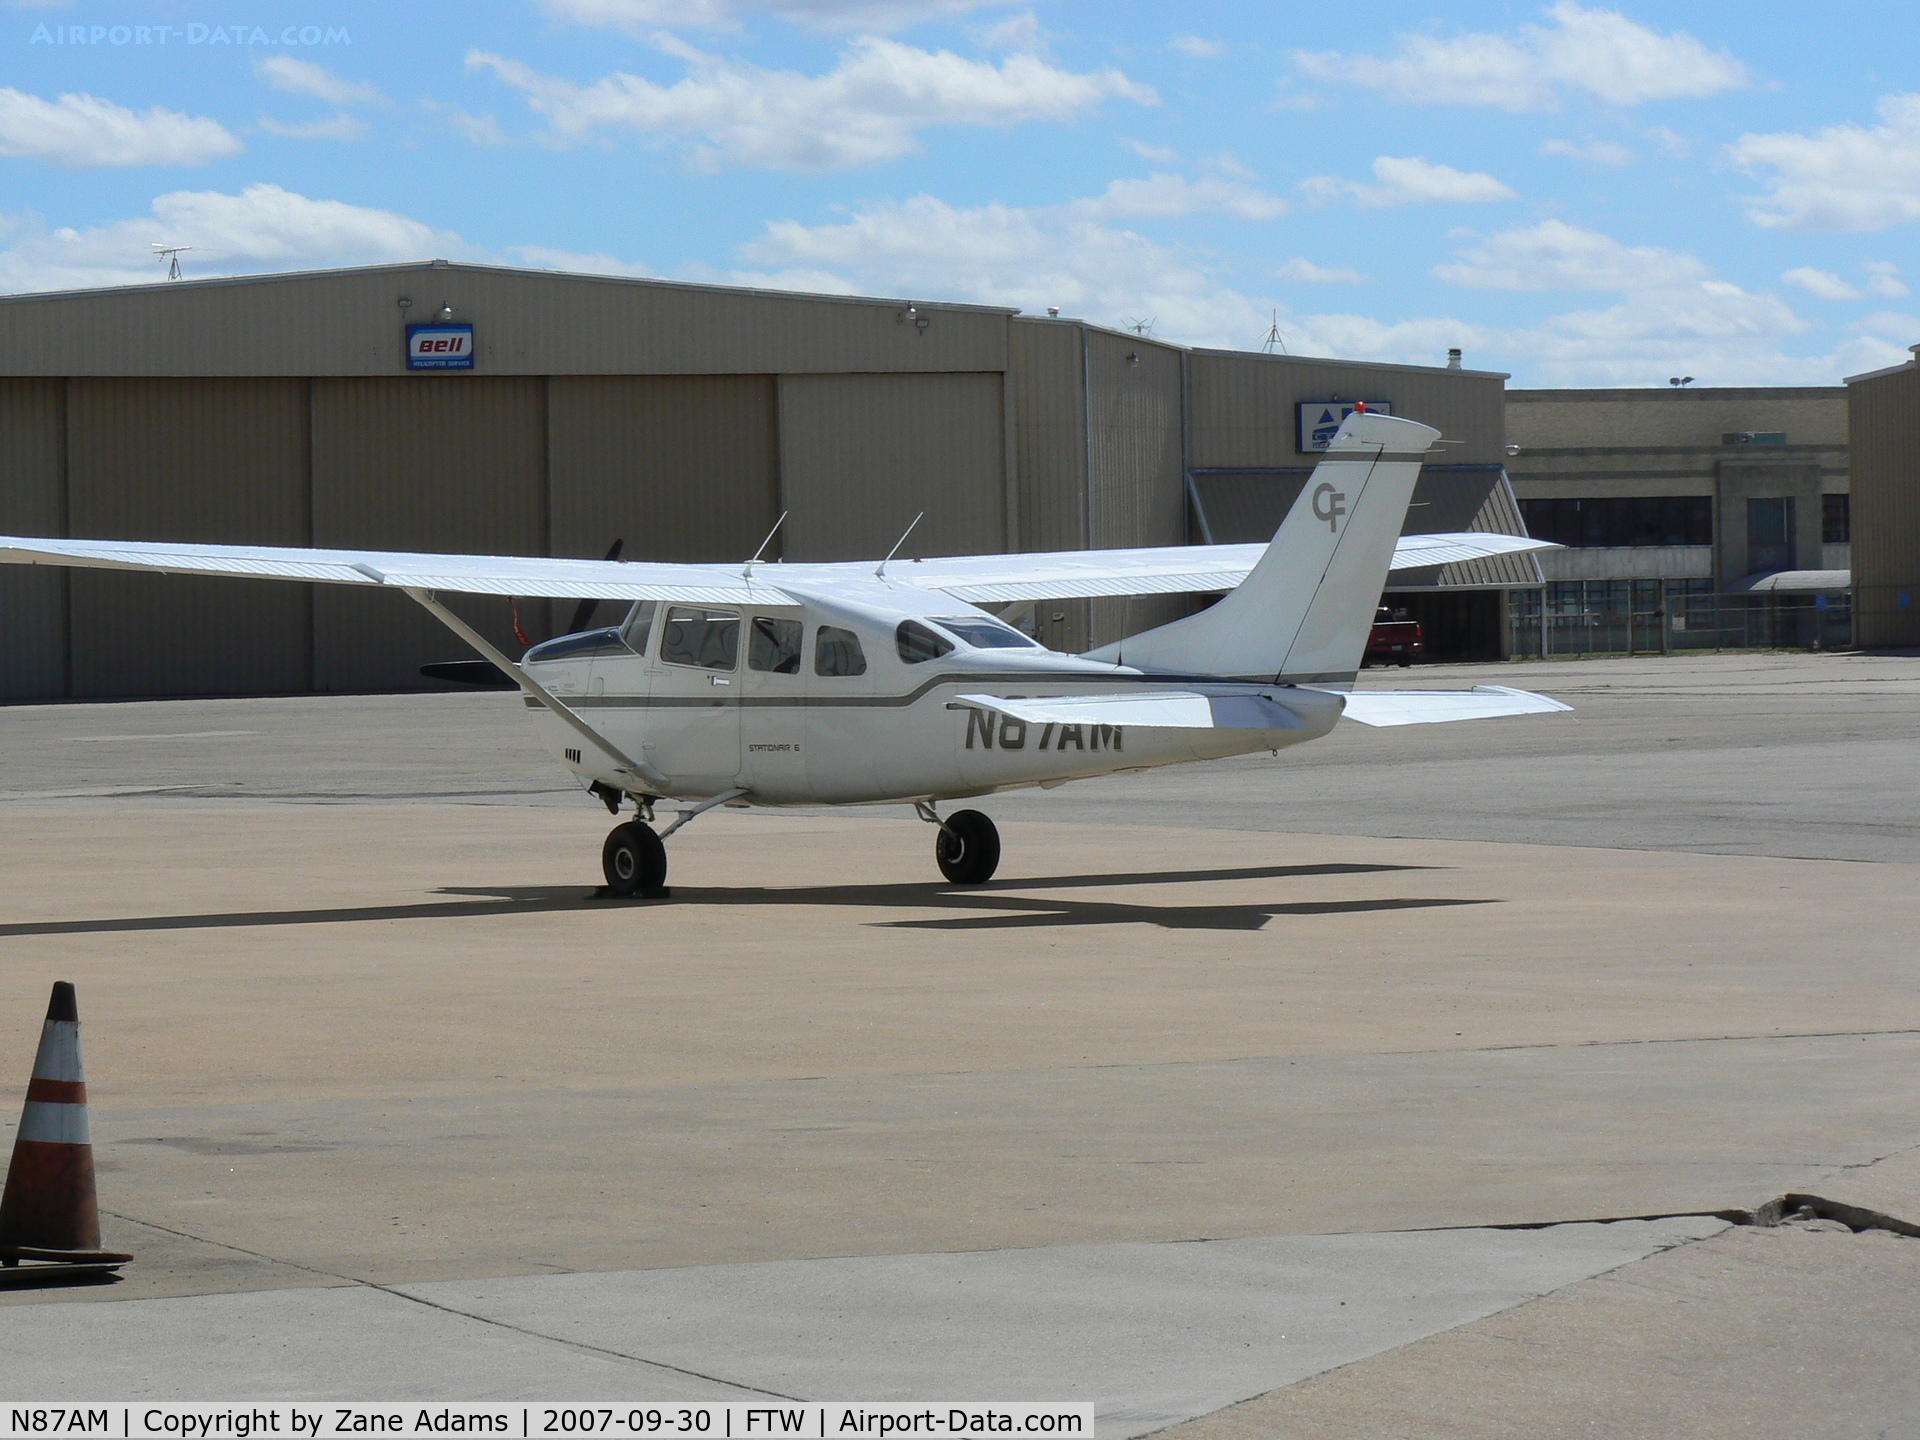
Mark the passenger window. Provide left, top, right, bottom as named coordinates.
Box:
left=621, top=600, right=658, bottom=655
left=896, top=620, right=954, bottom=664
left=661, top=607, right=740, bottom=671
left=749, top=616, right=803, bottom=674
left=814, top=626, right=867, bottom=677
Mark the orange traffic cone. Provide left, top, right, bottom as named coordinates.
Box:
left=0, top=982, right=131, bottom=1272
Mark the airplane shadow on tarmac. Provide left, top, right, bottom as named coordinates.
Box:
left=0, top=862, right=1494, bottom=937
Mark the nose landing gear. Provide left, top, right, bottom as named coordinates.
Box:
left=917, top=804, right=1000, bottom=885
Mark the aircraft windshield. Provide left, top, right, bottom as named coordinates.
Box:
left=522, top=627, right=632, bottom=664
left=929, top=616, right=1040, bottom=650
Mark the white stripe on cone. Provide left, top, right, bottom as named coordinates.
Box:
left=18, top=1100, right=90, bottom=1145
left=31, top=1019, right=83, bottom=1083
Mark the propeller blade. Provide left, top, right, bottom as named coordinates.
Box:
left=564, top=539, right=625, bottom=635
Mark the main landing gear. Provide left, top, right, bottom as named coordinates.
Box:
left=918, top=802, right=1001, bottom=885
left=602, top=821, right=667, bottom=898
left=598, top=786, right=748, bottom=899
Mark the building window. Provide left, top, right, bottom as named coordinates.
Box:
left=1518, top=496, right=1712, bottom=548
left=1823, top=493, right=1851, bottom=544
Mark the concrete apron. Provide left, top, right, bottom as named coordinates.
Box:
left=0, top=1218, right=1726, bottom=1431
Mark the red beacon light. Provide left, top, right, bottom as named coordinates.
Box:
left=1352, top=401, right=1367, bottom=412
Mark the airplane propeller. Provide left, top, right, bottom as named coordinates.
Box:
left=419, top=538, right=625, bottom=688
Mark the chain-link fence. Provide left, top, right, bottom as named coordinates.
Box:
left=1507, top=580, right=1854, bottom=658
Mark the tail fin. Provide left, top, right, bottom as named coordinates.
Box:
left=1086, top=410, right=1440, bottom=681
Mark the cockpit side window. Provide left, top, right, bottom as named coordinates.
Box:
left=814, top=626, right=867, bottom=677
left=661, top=607, right=740, bottom=671
left=749, top=616, right=803, bottom=674
left=621, top=600, right=658, bottom=655
left=895, top=619, right=954, bottom=664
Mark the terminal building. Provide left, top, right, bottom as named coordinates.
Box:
left=1504, top=386, right=1852, bottom=654
left=0, top=260, right=1533, bottom=701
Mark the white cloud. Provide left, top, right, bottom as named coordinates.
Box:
left=1540, top=137, right=1633, bottom=167
left=1120, top=137, right=1175, bottom=164
left=471, top=36, right=1154, bottom=170
left=510, top=245, right=654, bottom=276
left=733, top=193, right=1270, bottom=345
left=1302, top=156, right=1516, bottom=208
left=1434, top=219, right=1706, bottom=290
left=258, top=113, right=367, bottom=141
left=975, top=11, right=1041, bottom=53
left=1171, top=36, right=1223, bottom=59
left=1277, top=257, right=1367, bottom=284
left=539, top=0, right=998, bottom=34
left=254, top=56, right=384, bottom=106
left=1853, top=310, right=1920, bottom=341
left=1781, top=266, right=1860, bottom=301
left=1643, top=124, right=1690, bottom=155
left=0, top=87, right=240, bottom=166
left=728, top=186, right=1902, bottom=384
left=1866, top=261, right=1910, bottom=299
left=421, top=100, right=510, bottom=147
left=0, top=184, right=466, bottom=295
left=1731, top=94, right=1920, bottom=232
left=1293, top=2, right=1747, bottom=111
left=1071, top=171, right=1286, bottom=221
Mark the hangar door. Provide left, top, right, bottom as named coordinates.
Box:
left=777, top=373, right=1006, bottom=562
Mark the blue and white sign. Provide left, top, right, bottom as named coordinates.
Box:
left=1298, top=400, right=1391, bottom=452
left=406, top=322, right=474, bottom=370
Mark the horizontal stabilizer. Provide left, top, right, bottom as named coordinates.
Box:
left=1333, top=685, right=1571, bottom=727
left=948, top=691, right=1309, bottom=731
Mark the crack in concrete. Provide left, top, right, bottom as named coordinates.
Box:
left=95, top=1210, right=801, bottom=1400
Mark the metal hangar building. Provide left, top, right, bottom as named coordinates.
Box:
left=0, top=261, right=1531, bottom=701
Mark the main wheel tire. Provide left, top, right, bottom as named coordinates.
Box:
left=602, top=820, right=668, bottom=897
left=935, top=809, right=1001, bottom=885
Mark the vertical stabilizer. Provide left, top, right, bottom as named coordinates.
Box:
left=1086, top=411, right=1439, bottom=681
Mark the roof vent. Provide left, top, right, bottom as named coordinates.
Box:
left=1446, top=348, right=1462, bottom=369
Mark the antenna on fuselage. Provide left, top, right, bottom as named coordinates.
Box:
left=743, top=511, right=788, bottom=581
left=875, top=512, right=923, bottom=580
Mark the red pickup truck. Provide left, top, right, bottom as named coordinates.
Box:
left=1364, top=606, right=1422, bottom=667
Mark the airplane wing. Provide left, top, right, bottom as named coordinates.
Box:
left=948, top=691, right=1313, bottom=730
left=1330, top=685, right=1571, bottom=727
left=0, top=536, right=789, bottom=605
left=789, top=531, right=1556, bottom=604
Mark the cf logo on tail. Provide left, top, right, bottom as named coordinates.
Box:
left=1312, top=482, right=1347, bottom=532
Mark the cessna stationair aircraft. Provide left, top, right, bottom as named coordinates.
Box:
left=1, top=411, right=1568, bottom=895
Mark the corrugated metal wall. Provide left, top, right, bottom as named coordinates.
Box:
left=0, top=263, right=1012, bottom=379
left=1851, top=363, right=1920, bottom=646
left=0, top=380, right=64, bottom=699
left=312, top=377, right=545, bottom=691
left=1009, top=319, right=1088, bottom=553
left=777, top=373, right=1005, bottom=562
left=1086, top=331, right=1185, bottom=644
left=68, top=378, right=310, bottom=697
left=1189, top=351, right=1505, bottom=466
left=549, top=375, right=778, bottom=563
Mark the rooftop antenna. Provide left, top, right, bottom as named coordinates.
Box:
left=875, top=511, right=923, bottom=580
left=742, top=511, right=788, bottom=581
left=1262, top=310, right=1288, bottom=354
left=152, top=244, right=192, bottom=281
left=1126, top=317, right=1155, bottom=336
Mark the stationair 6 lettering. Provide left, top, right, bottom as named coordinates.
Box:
left=965, top=711, right=1122, bottom=752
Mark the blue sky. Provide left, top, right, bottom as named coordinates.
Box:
left=3, top=0, right=1916, bottom=384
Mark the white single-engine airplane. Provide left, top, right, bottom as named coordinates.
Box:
left=1, top=411, right=1567, bottom=894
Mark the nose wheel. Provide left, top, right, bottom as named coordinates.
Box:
left=934, top=808, right=1000, bottom=885
left=602, top=820, right=669, bottom=898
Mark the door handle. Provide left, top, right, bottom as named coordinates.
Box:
left=710, top=675, right=732, bottom=686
